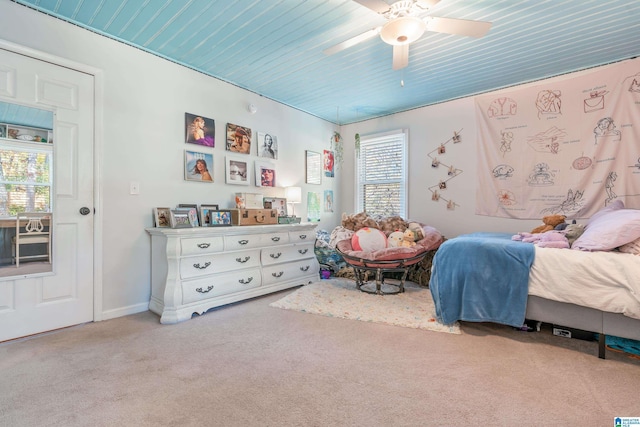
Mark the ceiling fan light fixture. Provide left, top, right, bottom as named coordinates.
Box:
left=380, top=16, right=426, bottom=45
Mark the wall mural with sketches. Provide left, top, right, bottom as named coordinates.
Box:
left=475, top=57, right=640, bottom=219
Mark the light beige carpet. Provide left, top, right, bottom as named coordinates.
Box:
left=270, top=278, right=461, bottom=334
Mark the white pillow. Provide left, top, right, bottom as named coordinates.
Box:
left=572, top=207, right=640, bottom=251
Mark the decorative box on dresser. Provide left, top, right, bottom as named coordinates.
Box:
left=146, top=223, right=319, bottom=324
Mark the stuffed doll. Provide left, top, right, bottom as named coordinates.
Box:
left=387, top=230, right=405, bottom=248
left=400, top=229, right=417, bottom=247
left=535, top=230, right=570, bottom=249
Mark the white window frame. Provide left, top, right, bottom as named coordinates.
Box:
left=355, top=129, right=408, bottom=218
left=0, top=139, right=53, bottom=215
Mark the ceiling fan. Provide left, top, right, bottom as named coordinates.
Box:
left=323, top=0, right=492, bottom=70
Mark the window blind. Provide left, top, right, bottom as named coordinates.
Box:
left=356, top=130, right=407, bottom=217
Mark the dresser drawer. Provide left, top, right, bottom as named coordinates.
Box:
left=181, top=236, right=224, bottom=256
left=180, top=249, right=261, bottom=279
left=262, top=259, right=317, bottom=286
left=182, top=267, right=262, bottom=304
left=224, top=234, right=263, bottom=251
left=289, top=230, right=313, bottom=244
left=261, top=242, right=315, bottom=265
left=261, top=231, right=290, bottom=246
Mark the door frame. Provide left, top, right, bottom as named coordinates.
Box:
left=0, top=38, right=104, bottom=321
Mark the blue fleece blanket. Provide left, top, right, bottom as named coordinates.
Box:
left=430, top=232, right=535, bottom=328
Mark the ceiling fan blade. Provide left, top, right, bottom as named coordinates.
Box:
left=392, top=44, right=409, bottom=70
left=323, top=28, right=381, bottom=56
left=425, top=16, right=492, bottom=38
left=353, top=0, right=392, bottom=14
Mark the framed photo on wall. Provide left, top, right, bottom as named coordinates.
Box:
left=226, top=123, right=252, bottom=154
left=305, top=150, right=322, bottom=184
left=257, top=131, right=278, bottom=159
left=185, top=113, right=215, bottom=147
left=255, top=161, right=276, bottom=187
left=225, top=156, right=250, bottom=185
left=323, top=150, right=334, bottom=177
left=184, top=150, right=213, bottom=182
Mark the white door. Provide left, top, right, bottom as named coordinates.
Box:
left=0, top=48, right=94, bottom=341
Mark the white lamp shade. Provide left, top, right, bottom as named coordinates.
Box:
left=380, top=16, right=426, bottom=45
left=285, top=186, right=302, bottom=204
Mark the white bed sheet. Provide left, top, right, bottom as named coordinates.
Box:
left=528, top=246, right=640, bottom=320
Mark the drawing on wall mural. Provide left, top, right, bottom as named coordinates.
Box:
left=535, top=89, right=562, bottom=118
left=528, top=162, right=555, bottom=186
left=427, top=129, right=464, bottom=210
left=497, top=189, right=517, bottom=206
left=526, top=126, right=566, bottom=154
left=593, top=117, right=621, bottom=144
left=623, top=72, right=640, bottom=93
left=499, top=130, right=514, bottom=156
left=492, top=164, right=514, bottom=179
left=630, top=157, right=640, bottom=171
left=572, top=154, right=593, bottom=170
left=583, top=90, right=608, bottom=113
left=605, top=171, right=618, bottom=205
left=487, top=97, right=517, bottom=118
left=541, top=188, right=585, bottom=215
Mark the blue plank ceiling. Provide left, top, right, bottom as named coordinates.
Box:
left=9, top=0, right=640, bottom=125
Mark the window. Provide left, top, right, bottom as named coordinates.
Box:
left=355, top=130, right=408, bottom=217
left=0, top=139, right=52, bottom=216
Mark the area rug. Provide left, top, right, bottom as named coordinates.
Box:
left=269, top=278, right=460, bottom=334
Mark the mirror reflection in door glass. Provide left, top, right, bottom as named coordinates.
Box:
left=0, top=101, right=54, bottom=277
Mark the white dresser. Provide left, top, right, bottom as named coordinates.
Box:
left=146, top=223, right=319, bottom=324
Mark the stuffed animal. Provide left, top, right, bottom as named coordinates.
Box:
left=351, top=227, right=387, bottom=251
left=407, top=222, right=425, bottom=241
left=564, top=223, right=585, bottom=246
left=400, top=229, right=417, bottom=247
left=535, top=230, right=570, bottom=249
left=341, top=212, right=378, bottom=232
left=378, top=216, right=408, bottom=236
left=531, top=214, right=566, bottom=234
left=387, top=230, right=404, bottom=248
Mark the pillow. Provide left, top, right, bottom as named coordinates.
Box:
left=588, top=199, right=624, bottom=225
left=351, top=227, right=387, bottom=252
left=619, top=237, right=640, bottom=255
left=572, top=208, right=640, bottom=251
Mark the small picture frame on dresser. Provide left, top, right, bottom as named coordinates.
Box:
left=209, top=210, right=232, bottom=226
left=153, top=207, right=171, bottom=228
left=199, top=205, right=220, bottom=226
left=169, top=210, right=193, bottom=228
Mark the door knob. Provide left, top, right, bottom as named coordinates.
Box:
left=79, top=207, right=91, bottom=215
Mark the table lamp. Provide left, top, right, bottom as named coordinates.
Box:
left=285, top=186, right=302, bottom=217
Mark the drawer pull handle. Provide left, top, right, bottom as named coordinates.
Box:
left=239, top=277, right=253, bottom=284
left=193, top=262, right=211, bottom=270
left=196, top=285, right=214, bottom=293
left=270, top=252, right=282, bottom=259
left=299, top=234, right=307, bottom=239
left=238, top=239, right=249, bottom=245
left=271, top=236, right=280, bottom=242
left=236, top=256, right=250, bottom=263
left=298, top=249, right=308, bottom=254
left=272, top=271, right=284, bottom=278
left=197, top=243, right=211, bottom=249
left=300, top=265, right=310, bottom=272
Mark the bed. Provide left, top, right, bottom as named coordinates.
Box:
left=429, top=202, right=640, bottom=359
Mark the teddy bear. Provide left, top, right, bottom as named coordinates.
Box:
left=400, top=229, right=417, bottom=247
left=378, top=216, right=408, bottom=236
left=531, top=214, right=566, bottom=234
left=341, top=212, right=378, bottom=232
left=407, top=222, right=425, bottom=241
left=387, top=230, right=404, bottom=247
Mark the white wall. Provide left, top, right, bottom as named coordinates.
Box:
left=0, top=1, right=341, bottom=318
left=339, top=64, right=614, bottom=239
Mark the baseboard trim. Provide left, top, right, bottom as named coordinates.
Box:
left=101, top=302, right=149, bottom=321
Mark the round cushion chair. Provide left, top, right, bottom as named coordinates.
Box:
left=336, top=225, right=443, bottom=295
